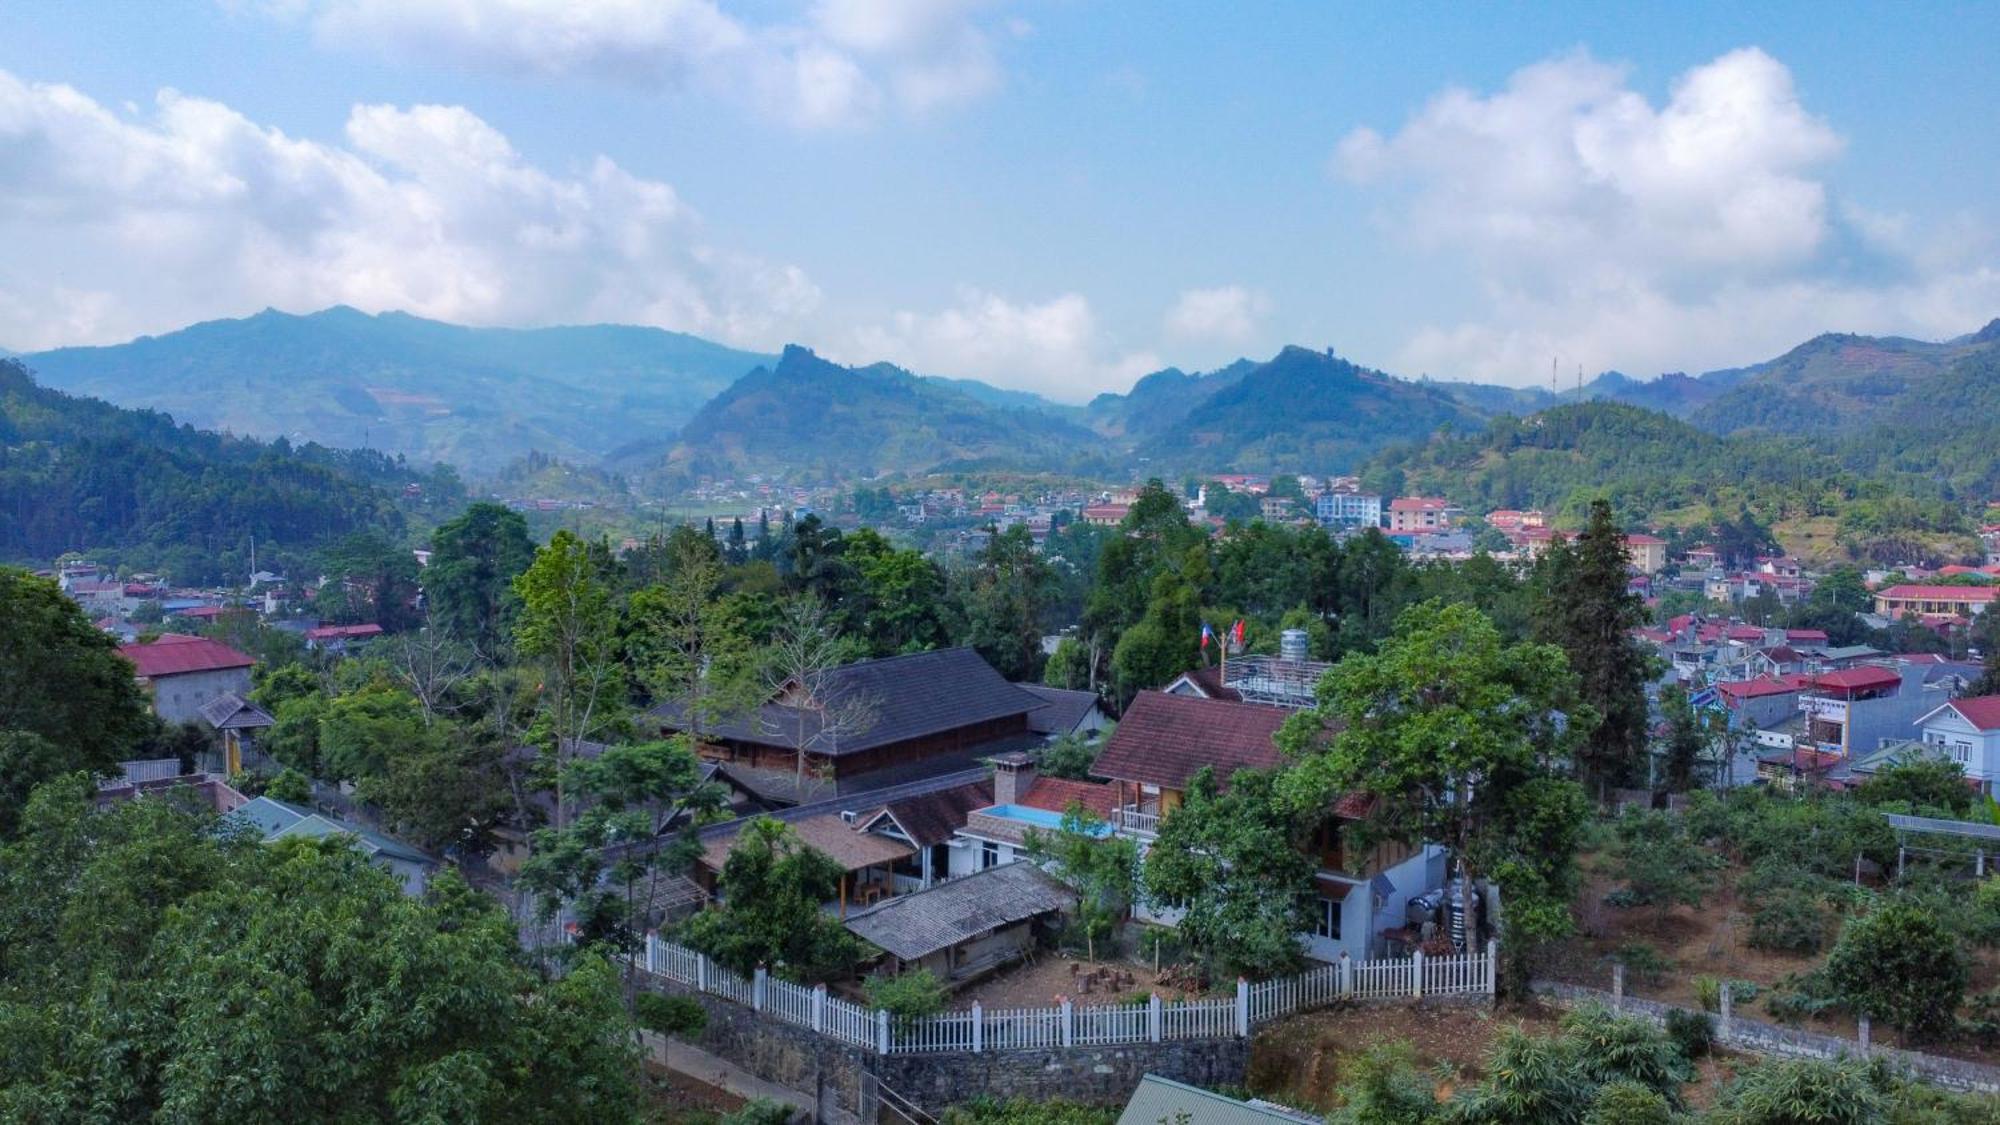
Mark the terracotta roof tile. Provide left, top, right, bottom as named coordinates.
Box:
left=1019, top=777, right=1117, bottom=818
left=1091, top=691, right=1287, bottom=790
left=118, top=634, right=254, bottom=678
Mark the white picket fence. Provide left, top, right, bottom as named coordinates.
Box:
left=627, top=932, right=1496, bottom=1056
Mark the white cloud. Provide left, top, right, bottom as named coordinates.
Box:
left=1337, top=47, right=2000, bottom=382
left=283, top=0, right=1007, bottom=128
left=1164, top=285, right=1269, bottom=344
left=0, top=69, right=818, bottom=350
left=846, top=288, right=1160, bottom=401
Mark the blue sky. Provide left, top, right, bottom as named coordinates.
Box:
left=1, top=1, right=1995, bottom=398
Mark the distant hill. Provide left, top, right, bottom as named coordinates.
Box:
left=1132, top=347, right=1488, bottom=473
left=22, top=307, right=774, bottom=473
left=1686, top=322, right=2000, bottom=437
left=0, top=358, right=433, bottom=584
left=662, top=346, right=1110, bottom=479
left=922, top=375, right=1080, bottom=419
left=1084, top=360, right=1256, bottom=444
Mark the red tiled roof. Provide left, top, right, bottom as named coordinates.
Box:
left=1388, top=497, right=1452, bottom=511
left=1019, top=777, right=1116, bottom=819
left=1625, top=533, right=1666, bottom=545
left=1091, top=691, right=1287, bottom=790
left=1811, top=666, right=1903, bottom=692
left=119, top=634, right=254, bottom=678
left=1876, top=584, right=1997, bottom=602
left=1946, top=696, right=2000, bottom=733
left=1717, top=676, right=1806, bottom=702
left=1169, top=664, right=1243, bottom=702
left=1784, top=629, right=1829, bottom=642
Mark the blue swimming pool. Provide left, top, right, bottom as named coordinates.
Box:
left=974, top=804, right=1114, bottom=836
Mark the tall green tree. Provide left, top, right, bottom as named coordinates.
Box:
left=626, top=526, right=758, bottom=739
left=519, top=737, right=726, bottom=952
left=1025, top=806, right=1138, bottom=962
left=960, top=524, right=1056, bottom=680
left=677, top=817, right=863, bottom=983
left=514, top=530, right=624, bottom=827
left=1143, top=767, right=1314, bottom=978
left=0, top=776, right=639, bottom=1123
left=1279, top=601, right=1592, bottom=955
left=1536, top=500, right=1652, bottom=797
left=0, top=567, right=151, bottom=793
left=426, top=501, right=536, bottom=659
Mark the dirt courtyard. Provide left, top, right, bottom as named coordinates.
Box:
left=951, top=952, right=1217, bottom=1008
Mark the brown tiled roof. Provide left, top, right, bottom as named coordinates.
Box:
left=118, top=634, right=254, bottom=678
left=859, top=779, right=994, bottom=847
left=1019, top=776, right=1117, bottom=818
left=700, top=813, right=913, bottom=874
left=1091, top=691, right=1287, bottom=790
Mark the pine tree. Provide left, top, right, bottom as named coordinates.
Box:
left=726, top=517, right=748, bottom=566
left=1537, top=500, right=1653, bottom=799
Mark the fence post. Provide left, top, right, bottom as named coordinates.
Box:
left=1060, top=997, right=1074, bottom=1048
left=1339, top=952, right=1352, bottom=997
left=1486, top=939, right=1499, bottom=997
left=1412, top=950, right=1424, bottom=1001
left=972, top=1001, right=983, bottom=1054
left=877, top=1008, right=890, bottom=1055
left=1235, top=978, right=1249, bottom=1037
left=1612, top=962, right=1625, bottom=1013
left=1718, top=982, right=1734, bottom=1043
left=696, top=953, right=709, bottom=994
left=1149, top=993, right=1162, bottom=1043
left=753, top=966, right=768, bottom=1012
left=812, top=985, right=826, bottom=1033
left=1858, top=1014, right=1871, bottom=1057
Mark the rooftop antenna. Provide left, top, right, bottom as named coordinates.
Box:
left=1551, top=356, right=1558, bottom=393
left=1577, top=364, right=1583, bottom=393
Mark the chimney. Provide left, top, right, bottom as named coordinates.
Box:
left=993, top=751, right=1035, bottom=806
left=1280, top=629, right=1310, bottom=664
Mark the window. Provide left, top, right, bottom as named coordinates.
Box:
left=980, top=840, right=1000, bottom=870
left=1314, top=896, right=1342, bottom=940
left=1955, top=741, right=1974, bottom=764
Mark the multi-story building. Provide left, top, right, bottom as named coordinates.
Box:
left=1873, top=584, right=1996, bottom=621
left=1386, top=497, right=1462, bottom=533
left=1910, top=695, right=2000, bottom=793
left=1795, top=663, right=1946, bottom=759
left=118, top=634, right=255, bottom=725
left=1315, top=490, right=1382, bottom=528
left=1089, top=690, right=1445, bottom=961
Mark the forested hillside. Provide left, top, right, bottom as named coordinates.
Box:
left=0, top=359, right=448, bottom=583
left=1139, top=346, right=1486, bottom=472
left=664, top=346, right=1113, bottom=480
left=22, top=306, right=773, bottom=472
left=1365, top=401, right=1978, bottom=563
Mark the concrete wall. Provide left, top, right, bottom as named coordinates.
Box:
left=636, top=970, right=1252, bottom=1119
left=148, top=666, right=252, bottom=725
left=877, top=1037, right=1249, bottom=1110
left=1532, top=979, right=2000, bottom=1095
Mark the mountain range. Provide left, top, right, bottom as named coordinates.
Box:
left=19, top=307, right=774, bottom=472
left=11, top=305, right=2000, bottom=484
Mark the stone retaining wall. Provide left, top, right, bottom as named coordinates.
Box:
left=1531, top=979, right=2000, bottom=1094
left=876, top=1038, right=1251, bottom=1109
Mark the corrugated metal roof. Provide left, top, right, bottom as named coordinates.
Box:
left=842, top=862, right=1075, bottom=961
left=1116, top=1075, right=1317, bottom=1125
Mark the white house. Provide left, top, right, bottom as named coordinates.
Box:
left=1912, top=695, right=2000, bottom=793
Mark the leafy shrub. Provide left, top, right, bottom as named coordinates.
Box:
left=1823, top=901, right=1967, bottom=1041
left=1964, top=989, right=2000, bottom=1048
left=1726, top=979, right=1761, bottom=1005
left=1712, top=1057, right=1886, bottom=1125
left=1585, top=1080, right=1671, bottom=1125
left=1602, top=888, right=1643, bottom=909
left=1664, top=1008, right=1714, bottom=1060
left=1560, top=1005, right=1689, bottom=1098
left=1609, top=942, right=1672, bottom=984
left=864, top=968, right=949, bottom=1021
left=1693, top=975, right=1721, bottom=1013
left=634, top=993, right=707, bottom=1037
left=1324, top=1038, right=1441, bottom=1125
left=938, top=1097, right=1116, bottom=1124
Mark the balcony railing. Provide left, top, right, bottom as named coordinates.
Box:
left=1116, top=804, right=1161, bottom=837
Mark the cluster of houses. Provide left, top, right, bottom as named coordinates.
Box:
left=655, top=629, right=1460, bottom=994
